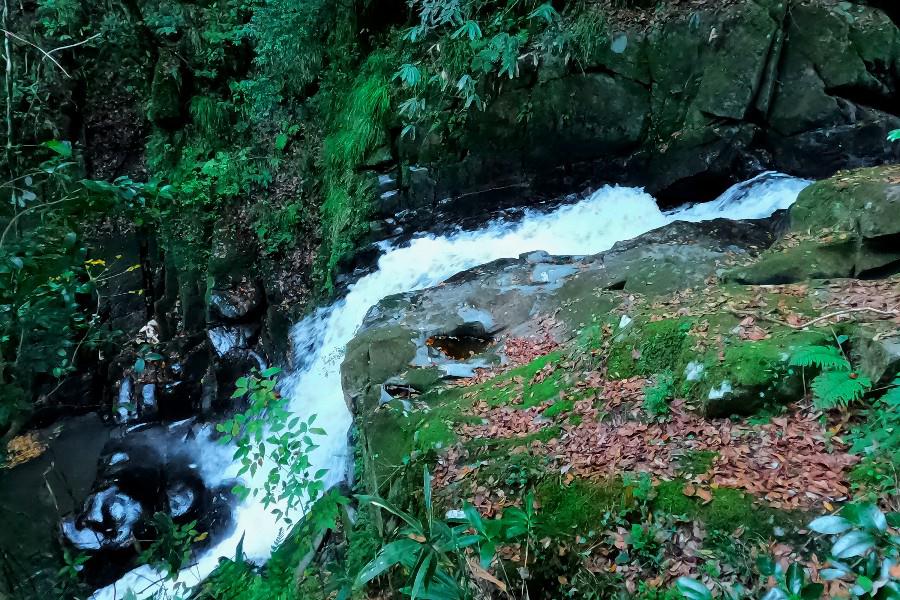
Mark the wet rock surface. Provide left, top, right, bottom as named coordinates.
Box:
left=342, top=214, right=783, bottom=415
left=345, top=166, right=900, bottom=434
left=59, top=421, right=235, bottom=587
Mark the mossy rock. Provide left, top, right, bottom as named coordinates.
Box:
left=731, top=166, right=900, bottom=283
left=692, top=0, right=779, bottom=120
left=698, top=332, right=825, bottom=417
left=606, top=318, right=695, bottom=380
left=851, top=329, right=900, bottom=385
left=341, top=325, right=418, bottom=414
left=526, top=73, right=650, bottom=165
left=791, top=166, right=900, bottom=240
left=788, top=3, right=874, bottom=91
left=726, top=238, right=858, bottom=284
left=148, top=48, right=183, bottom=127
left=580, top=28, right=651, bottom=85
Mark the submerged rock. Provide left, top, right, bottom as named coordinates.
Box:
left=59, top=423, right=236, bottom=587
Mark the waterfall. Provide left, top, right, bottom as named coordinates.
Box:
left=92, top=172, right=810, bottom=599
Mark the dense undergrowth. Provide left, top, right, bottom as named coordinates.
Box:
left=2, top=1, right=900, bottom=599
left=0, top=0, right=654, bottom=431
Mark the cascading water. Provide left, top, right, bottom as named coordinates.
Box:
left=92, top=172, right=810, bottom=599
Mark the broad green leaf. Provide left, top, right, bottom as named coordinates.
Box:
left=808, top=515, right=853, bottom=534
left=44, top=140, right=73, bottom=157
left=857, top=575, right=874, bottom=593
left=409, top=551, right=434, bottom=600
left=357, top=495, right=424, bottom=535
left=853, top=504, right=888, bottom=532
left=818, top=568, right=848, bottom=581
left=786, top=563, right=806, bottom=595
left=260, top=367, right=281, bottom=378
left=424, top=467, right=432, bottom=518
left=800, top=583, right=824, bottom=600
left=757, top=556, right=777, bottom=576
left=463, top=503, right=484, bottom=533
left=831, top=530, right=876, bottom=559
left=479, top=540, right=496, bottom=569
left=675, top=577, right=712, bottom=600
left=882, top=384, right=900, bottom=408
left=355, top=538, right=420, bottom=587
left=761, top=589, right=789, bottom=600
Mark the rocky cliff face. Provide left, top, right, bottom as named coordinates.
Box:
left=365, top=0, right=900, bottom=241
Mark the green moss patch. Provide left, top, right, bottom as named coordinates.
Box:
left=537, top=478, right=630, bottom=534
left=653, top=481, right=795, bottom=539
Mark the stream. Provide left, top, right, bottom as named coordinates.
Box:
left=91, top=172, right=810, bottom=599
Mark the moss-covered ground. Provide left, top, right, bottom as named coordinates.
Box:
left=348, top=274, right=900, bottom=598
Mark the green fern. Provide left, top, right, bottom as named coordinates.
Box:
left=882, top=378, right=900, bottom=408
left=789, top=344, right=851, bottom=371
left=810, top=371, right=872, bottom=410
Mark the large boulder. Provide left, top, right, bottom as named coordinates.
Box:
left=341, top=215, right=783, bottom=418
left=729, top=165, right=900, bottom=283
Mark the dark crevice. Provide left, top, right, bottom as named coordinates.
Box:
left=857, top=258, right=900, bottom=280
left=654, top=171, right=740, bottom=209
left=578, top=63, right=650, bottom=91
left=827, top=85, right=900, bottom=119
left=747, top=9, right=787, bottom=122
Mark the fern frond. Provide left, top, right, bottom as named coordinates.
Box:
left=789, top=345, right=850, bottom=371
left=880, top=380, right=900, bottom=408
left=811, top=371, right=872, bottom=409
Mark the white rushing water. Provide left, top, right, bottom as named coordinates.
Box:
left=93, top=172, right=809, bottom=599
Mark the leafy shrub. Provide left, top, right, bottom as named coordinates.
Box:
left=217, top=368, right=328, bottom=524
left=676, top=503, right=900, bottom=600
left=849, top=377, right=900, bottom=500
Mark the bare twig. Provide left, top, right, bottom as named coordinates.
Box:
left=727, top=306, right=899, bottom=330
left=1, top=29, right=70, bottom=77
left=2, top=0, right=14, bottom=171
left=794, top=307, right=899, bottom=329
left=46, top=32, right=101, bottom=56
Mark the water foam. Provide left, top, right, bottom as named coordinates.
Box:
left=92, top=172, right=809, bottom=599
